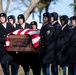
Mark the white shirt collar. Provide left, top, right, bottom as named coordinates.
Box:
left=13, top=24, right=16, bottom=28
left=72, top=26, right=76, bottom=29
left=52, top=21, right=57, bottom=25
left=2, top=22, right=7, bottom=29
left=21, top=23, right=25, bottom=29
left=61, top=24, right=67, bottom=30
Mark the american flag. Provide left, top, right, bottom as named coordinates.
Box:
left=6, top=29, right=40, bottom=50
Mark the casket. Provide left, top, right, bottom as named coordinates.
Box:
left=6, top=35, right=38, bottom=52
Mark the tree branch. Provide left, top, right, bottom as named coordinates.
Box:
left=5, top=0, right=10, bottom=13
left=23, top=0, right=40, bottom=20
left=0, top=0, right=4, bottom=12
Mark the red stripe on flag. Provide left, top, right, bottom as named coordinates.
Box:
left=17, top=29, right=23, bottom=34
left=33, top=41, right=39, bottom=48
left=31, top=34, right=40, bottom=48
left=31, top=34, right=39, bottom=39
left=6, top=38, right=10, bottom=41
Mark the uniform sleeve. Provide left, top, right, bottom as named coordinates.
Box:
left=57, top=29, right=73, bottom=49
left=0, top=37, right=6, bottom=44
left=71, top=33, right=76, bottom=46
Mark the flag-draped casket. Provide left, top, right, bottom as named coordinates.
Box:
left=6, top=29, right=40, bottom=52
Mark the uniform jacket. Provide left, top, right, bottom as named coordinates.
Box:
left=0, top=22, right=15, bottom=64
left=13, top=22, right=31, bottom=64
left=57, top=25, right=73, bottom=66
left=39, top=23, right=56, bottom=64
left=52, top=21, right=61, bottom=65
left=52, top=21, right=61, bottom=40
left=69, top=26, right=76, bottom=67
left=16, top=23, right=31, bottom=29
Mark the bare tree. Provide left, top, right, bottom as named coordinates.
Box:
left=23, top=0, right=40, bottom=20
left=0, top=0, right=10, bottom=13
left=70, top=0, right=76, bottom=15
left=5, top=0, right=10, bottom=13
left=0, top=0, right=40, bottom=20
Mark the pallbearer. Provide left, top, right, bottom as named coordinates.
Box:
left=39, top=12, right=55, bottom=75
left=50, top=12, right=61, bottom=75
left=57, top=15, right=73, bottom=75
left=16, top=14, right=31, bottom=75
left=30, top=21, right=41, bottom=75
left=8, top=15, right=19, bottom=75
left=69, top=16, right=76, bottom=75
left=0, top=13, right=15, bottom=75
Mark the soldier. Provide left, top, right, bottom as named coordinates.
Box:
left=8, top=15, right=19, bottom=75
left=57, top=15, right=73, bottom=75
left=8, top=15, right=16, bottom=27
left=50, top=12, right=61, bottom=75
left=0, top=13, right=15, bottom=75
left=50, top=12, right=61, bottom=40
left=69, top=16, right=76, bottom=75
left=16, top=14, right=31, bottom=75
left=29, top=21, right=41, bottom=75
left=39, top=12, right=55, bottom=75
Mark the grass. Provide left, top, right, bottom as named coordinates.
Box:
left=0, top=64, right=66, bottom=75
left=19, top=66, right=64, bottom=75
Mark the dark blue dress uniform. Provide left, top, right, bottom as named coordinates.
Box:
left=0, top=13, right=15, bottom=75
left=40, top=12, right=52, bottom=75
left=29, top=21, right=41, bottom=75
left=56, top=15, right=74, bottom=75
left=39, top=23, right=55, bottom=64
left=8, top=15, right=19, bottom=75
left=50, top=12, right=61, bottom=75
left=69, top=16, right=76, bottom=67
left=50, top=12, right=61, bottom=41
left=57, top=15, right=73, bottom=66
left=70, top=26, right=76, bottom=66
left=16, top=22, right=30, bottom=29
left=15, top=14, right=31, bottom=75
left=0, top=22, right=15, bottom=63
left=50, top=12, right=61, bottom=63
left=0, top=13, right=15, bottom=64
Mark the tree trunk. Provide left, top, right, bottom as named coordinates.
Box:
left=23, top=0, right=40, bottom=20
left=39, top=11, right=42, bottom=23
left=45, top=5, right=49, bottom=12
left=0, top=0, right=3, bottom=12
left=74, top=0, right=76, bottom=15
left=5, top=0, right=10, bottom=13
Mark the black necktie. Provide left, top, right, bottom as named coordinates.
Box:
left=20, top=26, right=23, bottom=29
